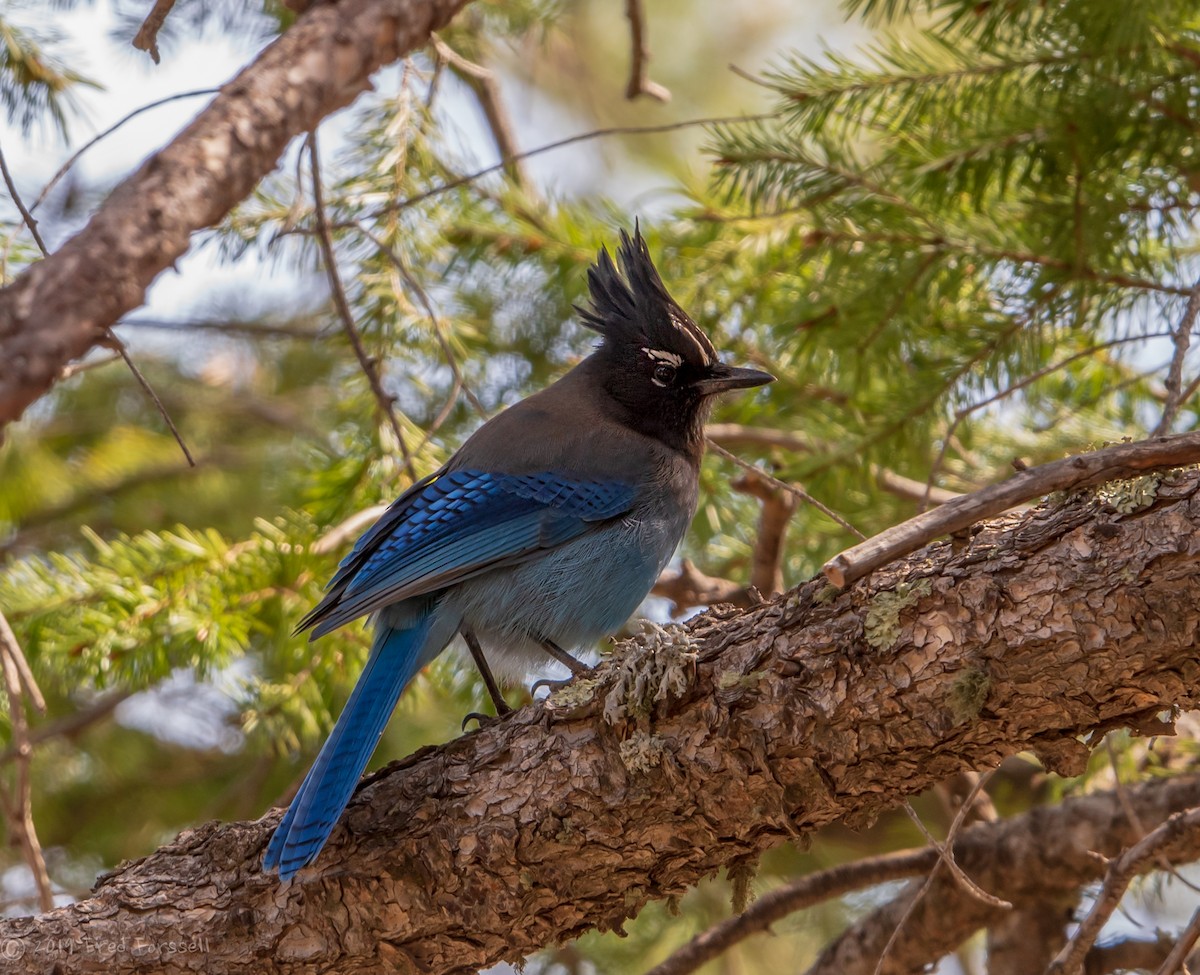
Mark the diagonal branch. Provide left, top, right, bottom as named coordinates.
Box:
left=1047, top=809, right=1200, bottom=975
left=431, top=36, right=530, bottom=188
left=806, top=775, right=1200, bottom=975
left=1152, top=278, right=1200, bottom=437
left=824, top=430, right=1200, bottom=586
left=306, top=132, right=415, bottom=478
left=0, top=0, right=475, bottom=433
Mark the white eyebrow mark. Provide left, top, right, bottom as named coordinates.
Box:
left=643, top=348, right=683, bottom=367
left=668, top=310, right=715, bottom=365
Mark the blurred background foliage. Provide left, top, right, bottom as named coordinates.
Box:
left=1, top=0, right=1199, bottom=970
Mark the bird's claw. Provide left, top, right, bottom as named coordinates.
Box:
left=530, top=676, right=576, bottom=698
left=461, top=699, right=515, bottom=731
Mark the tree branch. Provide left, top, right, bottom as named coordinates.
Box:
left=0, top=0, right=474, bottom=433
left=0, top=612, right=52, bottom=913
left=1154, top=907, right=1200, bottom=975
left=623, top=0, right=671, bottom=102
left=4, top=464, right=1200, bottom=971
left=131, top=0, right=177, bottom=64
left=431, top=36, right=529, bottom=187
left=306, top=132, right=415, bottom=478
left=1152, top=278, right=1200, bottom=437
left=650, top=558, right=754, bottom=612
left=646, top=847, right=940, bottom=975
left=732, top=471, right=798, bottom=596
left=806, top=775, right=1200, bottom=975
left=1048, top=809, right=1200, bottom=974
left=823, top=430, right=1200, bottom=586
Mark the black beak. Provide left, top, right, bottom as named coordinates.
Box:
left=691, top=363, right=776, bottom=396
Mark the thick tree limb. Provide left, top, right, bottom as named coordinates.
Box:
left=5, top=468, right=1200, bottom=973
left=0, top=0, right=473, bottom=432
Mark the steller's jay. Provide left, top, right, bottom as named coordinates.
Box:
left=264, top=227, right=774, bottom=878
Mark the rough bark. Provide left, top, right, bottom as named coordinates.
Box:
left=3, top=467, right=1200, bottom=974
left=0, top=0, right=472, bottom=431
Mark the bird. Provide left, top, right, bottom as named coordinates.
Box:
left=263, top=226, right=774, bottom=878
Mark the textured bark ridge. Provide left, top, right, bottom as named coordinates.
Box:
left=3, top=469, right=1200, bottom=973
left=0, top=0, right=472, bottom=430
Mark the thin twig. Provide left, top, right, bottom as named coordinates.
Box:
left=873, top=770, right=1004, bottom=975
left=117, top=316, right=326, bottom=340
left=0, top=690, right=132, bottom=765
left=306, top=132, right=416, bottom=478
left=3, top=136, right=195, bottom=465
left=100, top=332, right=197, bottom=466
left=132, top=0, right=177, bottom=64
left=623, top=0, right=670, bottom=102
left=353, top=220, right=487, bottom=420
left=313, top=504, right=389, bottom=554
left=430, top=36, right=529, bottom=188
left=644, top=847, right=939, bottom=975
left=1155, top=906, right=1200, bottom=975
left=31, top=89, right=219, bottom=213
left=922, top=330, right=1172, bottom=508
left=1047, top=807, right=1200, bottom=975
left=0, top=612, right=53, bottom=912
left=59, top=351, right=122, bottom=379
left=0, top=613, right=44, bottom=716
left=707, top=440, right=866, bottom=540
left=707, top=423, right=961, bottom=505
left=902, top=796, right=1010, bottom=909
left=368, top=112, right=775, bottom=219
left=824, top=430, right=1200, bottom=587
left=1105, top=736, right=1200, bottom=895
left=798, top=227, right=1191, bottom=297
left=1153, top=279, right=1200, bottom=436
left=0, top=139, right=47, bottom=254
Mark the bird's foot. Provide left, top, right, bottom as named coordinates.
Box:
left=530, top=674, right=582, bottom=698
left=461, top=705, right=513, bottom=732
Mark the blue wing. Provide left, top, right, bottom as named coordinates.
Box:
left=298, top=469, right=637, bottom=639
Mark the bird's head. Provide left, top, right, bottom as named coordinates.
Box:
left=577, top=226, right=774, bottom=456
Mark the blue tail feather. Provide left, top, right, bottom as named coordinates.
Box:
left=264, top=612, right=436, bottom=878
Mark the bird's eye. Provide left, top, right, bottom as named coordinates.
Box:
left=652, top=363, right=676, bottom=386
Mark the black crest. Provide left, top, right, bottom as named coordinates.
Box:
left=577, top=225, right=716, bottom=365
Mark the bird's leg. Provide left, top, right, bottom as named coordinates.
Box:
left=539, top=638, right=589, bottom=675
left=530, top=639, right=590, bottom=697
left=461, top=630, right=513, bottom=730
